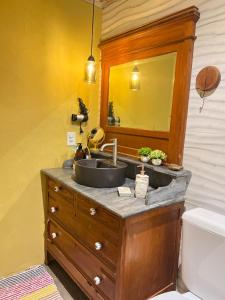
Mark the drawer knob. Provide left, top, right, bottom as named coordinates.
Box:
left=51, top=232, right=57, bottom=239
left=93, top=276, right=102, bottom=286
left=90, top=208, right=96, bottom=216
left=50, top=207, right=57, bottom=213
left=54, top=186, right=60, bottom=192
left=95, top=242, right=102, bottom=251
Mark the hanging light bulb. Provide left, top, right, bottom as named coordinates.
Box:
left=85, top=0, right=96, bottom=84
left=130, top=65, right=140, bottom=90
left=85, top=55, right=96, bottom=84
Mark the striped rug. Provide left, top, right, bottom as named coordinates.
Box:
left=0, top=265, right=63, bottom=300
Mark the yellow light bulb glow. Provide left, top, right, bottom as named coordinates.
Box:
left=85, top=55, right=96, bottom=84
left=132, top=73, right=139, bottom=81
left=130, top=65, right=140, bottom=90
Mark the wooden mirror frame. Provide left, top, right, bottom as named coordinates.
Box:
left=99, top=6, right=200, bottom=164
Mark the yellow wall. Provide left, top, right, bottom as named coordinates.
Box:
left=0, top=0, right=101, bottom=277
left=109, top=53, right=176, bottom=131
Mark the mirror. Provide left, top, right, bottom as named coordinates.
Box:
left=99, top=6, right=199, bottom=164
left=108, top=53, right=177, bottom=131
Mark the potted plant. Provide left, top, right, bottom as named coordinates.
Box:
left=150, top=150, right=167, bottom=166
left=138, top=147, right=152, bottom=162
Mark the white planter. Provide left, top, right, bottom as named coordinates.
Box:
left=151, top=158, right=162, bottom=166
left=140, top=156, right=150, bottom=163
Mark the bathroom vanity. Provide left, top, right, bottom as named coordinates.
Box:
left=41, top=5, right=198, bottom=299
left=41, top=162, right=190, bottom=300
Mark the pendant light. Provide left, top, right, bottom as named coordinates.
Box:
left=130, top=65, right=140, bottom=90
left=85, top=0, right=96, bottom=84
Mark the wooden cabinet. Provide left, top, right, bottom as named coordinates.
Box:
left=42, top=174, right=184, bottom=300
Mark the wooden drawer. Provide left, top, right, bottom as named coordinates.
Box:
left=77, top=194, right=120, bottom=234
left=76, top=194, right=120, bottom=267
left=48, top=190, right=76, bottom=231
left=48, top=220, right=115, bottom=300
left=75, top=218, right=119, bottom=268
left=47, top=178, right=120, bottom=268
left=48, top=178, right=73, bottom=201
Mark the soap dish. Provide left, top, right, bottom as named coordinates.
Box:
left=166, top=163, right=183, bottom=171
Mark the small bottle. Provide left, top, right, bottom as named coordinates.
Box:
left=74, top=143, right=85, bottom=161
left=73, top=143, right=85, bottom=170
left=84, top=147, right=91, bottom=159
left=135, top=164, right=149, bottom=199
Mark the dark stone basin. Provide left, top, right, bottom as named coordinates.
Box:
left=74, top=159, right=128, bottom=188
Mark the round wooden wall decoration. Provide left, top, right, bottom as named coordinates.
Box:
left=196, top=66, right=221, bottom=98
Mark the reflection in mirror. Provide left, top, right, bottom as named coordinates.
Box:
left=108, top=52, right=177, bottom=131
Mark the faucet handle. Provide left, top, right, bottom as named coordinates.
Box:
left=110, top=138, right=117, bottom=143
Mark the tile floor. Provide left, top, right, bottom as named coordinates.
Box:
left=46, top=261, right=88, bottom=300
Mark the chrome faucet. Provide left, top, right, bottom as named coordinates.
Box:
left=100, top=138, right=118, bottom=166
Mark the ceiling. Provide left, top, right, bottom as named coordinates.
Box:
left=85, top=0, right=115, bottom=8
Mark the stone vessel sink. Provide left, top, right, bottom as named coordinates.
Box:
left=74, top=159, right=128, bottom=188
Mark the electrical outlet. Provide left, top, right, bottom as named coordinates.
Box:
left=67, top=132, right=76, bottom=146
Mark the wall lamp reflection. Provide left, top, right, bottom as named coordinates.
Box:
left=130, top=65, right=140, bottom=91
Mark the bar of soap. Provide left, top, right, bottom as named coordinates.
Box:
left=118, top=187, right=132, bottom=197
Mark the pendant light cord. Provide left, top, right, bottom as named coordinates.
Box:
left=90, top=0, right=95, bottom=56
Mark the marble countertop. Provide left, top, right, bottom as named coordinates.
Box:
left=41, top=168, right=186, bottom=218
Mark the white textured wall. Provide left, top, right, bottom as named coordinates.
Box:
left=101, top=0, right=225, bottom=214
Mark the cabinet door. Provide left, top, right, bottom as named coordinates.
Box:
left=117, top=204, right=183, bottom=300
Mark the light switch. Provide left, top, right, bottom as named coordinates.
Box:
left=67, top=132, right=76, bottom=146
